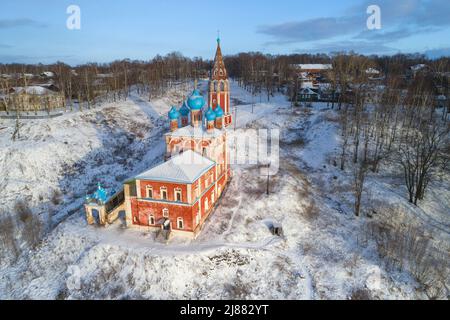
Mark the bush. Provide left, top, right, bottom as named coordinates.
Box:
left=14, top=200, right=43, bottom=249
left=350, top=288, right=372, bottom=300
left=0, top=211, right=21, bottom=263
left=51, top=189, right=63, bottom=205
left=365, top=205, right=447, bottom=299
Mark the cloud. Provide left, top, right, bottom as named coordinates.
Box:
left=258, top=0, right=450, bottom=46
left=0, top=18, right=47, bottom=29
left=354, top=26, right=438, bottom=43
left=301, top=40, right=397, bottom=55
left=0, top=54, right=74, bottom=64
left=258, top=16, right=363, bottom=44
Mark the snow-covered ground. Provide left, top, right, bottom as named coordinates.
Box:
left=0, top=80, right=448, bottom=299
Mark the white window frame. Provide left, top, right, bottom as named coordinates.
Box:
left=195, top=185, right=200, bottom=199
left=146, top=186, right=153, bottom=198
left=204, top=197, right=209, bottom=211
left=149, top=215, right=155, bottom=225
left=211, top=192, right=215, bottom=204
left=175, top=188, right=182, bottom=202
left=177, top=217, right=184, bottom=230
left=160, top=187, right=168, bottom=200
left=162, top=208, right=169, bottom=218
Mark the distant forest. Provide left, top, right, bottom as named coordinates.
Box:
left=1, top=51, right=449, bottom=101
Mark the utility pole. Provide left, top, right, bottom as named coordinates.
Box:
left=234, top=105, right=237, bottom=130
left=252, top=88, right=255, bottom=114
left=266, top=161, right=271, bottom=196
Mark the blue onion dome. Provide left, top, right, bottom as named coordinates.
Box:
left=93, top=183, right=108, bottom=204
left=187, top=89, right=205, bottom=110
left=206, top=106, right=216, bottom=121
left=179, top=101, right=190, bottom=116
left=168, top=106, right=180, bottom=120
left=214, top=104, right=224, bottom=117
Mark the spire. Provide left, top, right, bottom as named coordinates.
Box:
left=211, top=36, right=227, bottom=81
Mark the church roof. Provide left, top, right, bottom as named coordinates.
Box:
left=180, top=101, right=190, bottom=116
left=168, top=106, right=180, bottom=120
left=206, top=106, right=216, bottom=121
left=211, top=38, right=228, bottom=81
left=187, top=89, right=205, bottom=110
left=214, top=104, right=224, bottom=117
left=165, top=124, right=224, bottom=139
left=86, top=183, right=108, bottom=204
left=135, top=150, right=215, bottom=184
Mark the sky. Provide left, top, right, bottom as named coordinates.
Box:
left=0, top=0, right=449, bottom=65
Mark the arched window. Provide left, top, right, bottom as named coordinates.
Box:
left=146, top=186, right=153, bottom=198
left=177, top=217, right=184, bottom=229
left=163, top=208, right=169, bottom=218
left=220, top=81, right=225, bottom=91
left=214, top=81, right=218, bottom=92
left=160, top=187, right=167, bottom=200
left=175, top=188, right=182, bottom=202
left=148, top=215, right=155, bottom=225
left=204, top=197, right=209, bottom=211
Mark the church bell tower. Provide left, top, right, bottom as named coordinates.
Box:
left=209, top=37, right=232, bottom=127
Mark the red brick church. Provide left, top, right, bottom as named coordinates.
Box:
left=85, top=39, right=232, bottom=239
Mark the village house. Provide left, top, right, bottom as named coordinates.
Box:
left=0, top=85, right=64, bottom=114
left=297, top=87, right=319, bottom=102
left=85, top=39, right=232, bottom=240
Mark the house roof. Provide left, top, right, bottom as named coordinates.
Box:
left=294, top=64, right=332, bottom=70
left=135, top=150, right=215, bottom=184
left=410, top=64, right=427, bottom=71
left=40, top=71, right=55, bottom=77
left=366, top=68, right=380, bottom=74
left=11, top=86, right=55, bottom=95
left=300, top=88, right=318, bottom=95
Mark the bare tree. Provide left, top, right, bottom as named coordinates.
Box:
left=0, top=211, right=21, bottom=263
left=398, top=93, right=449, bottom=205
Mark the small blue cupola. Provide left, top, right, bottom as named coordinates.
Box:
left=86, top=182, right=108, bottom=205
left=206, top=106, right=216, bottom=121
left=214, top=104, right=224, bottom=117
left=168, top=106, right=180, bottom=120
left=187, top=89, right=205, bottom=110
left=180, top=101, right=190, bottom=116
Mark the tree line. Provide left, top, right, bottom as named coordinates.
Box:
left=0, top=52, right=210, bottom=112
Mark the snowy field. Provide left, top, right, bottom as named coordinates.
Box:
left=0, top=80, right=448, bottom=299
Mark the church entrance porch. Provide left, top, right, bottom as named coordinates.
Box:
left=155, top=218, right=172, bottom=241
